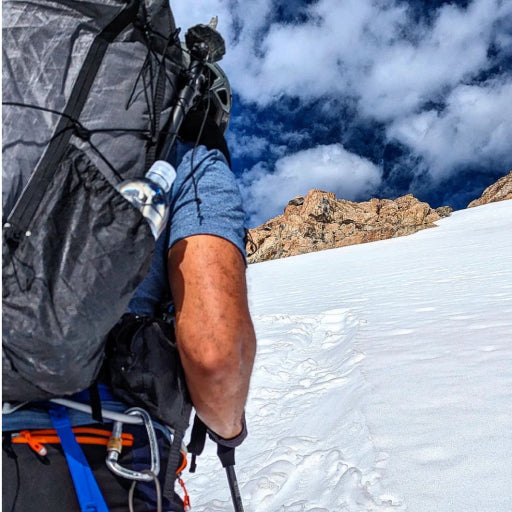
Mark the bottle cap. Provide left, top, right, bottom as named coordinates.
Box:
left=145, top=160, right=177, bottom=193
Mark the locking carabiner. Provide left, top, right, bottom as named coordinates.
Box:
left=106, top=407, right=160, bottom=482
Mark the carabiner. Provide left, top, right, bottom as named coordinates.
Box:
left=106, top=407, right=160, bottom=482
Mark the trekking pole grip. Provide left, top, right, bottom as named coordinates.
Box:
left=216, top=446, right=244, bottom=512
left=187, top=414, right=247, bottom=511
left=210, top=415, right=247, bottom=512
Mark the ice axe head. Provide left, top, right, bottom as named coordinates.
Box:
left=185, top=16, right=226, bottom=63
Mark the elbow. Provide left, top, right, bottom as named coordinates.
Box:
left=196, top=352, right=237, bottom=379
left=178, top=329, right=256, bottom=379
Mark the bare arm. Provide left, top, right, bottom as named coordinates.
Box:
left=168, top=234, right=256, bottom=439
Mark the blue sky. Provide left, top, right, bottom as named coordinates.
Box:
left=173, top=0, right=512, bottom=226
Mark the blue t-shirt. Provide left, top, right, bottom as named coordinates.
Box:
left=126, top=143, right=246, bottom=316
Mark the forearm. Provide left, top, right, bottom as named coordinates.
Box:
left=169, top=235, right=256, bottom=439
left=176, top=319, right=255, bottom=438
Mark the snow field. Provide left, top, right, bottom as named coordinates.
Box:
left=186, top=310, right=399, bottom=511
left=187, top=200, right=512, bottom=511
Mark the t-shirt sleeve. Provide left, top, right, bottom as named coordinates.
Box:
left=167, top=145, right=247, bottom=258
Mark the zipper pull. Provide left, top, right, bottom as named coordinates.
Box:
left=177, top=476, right=191, bottom=511
left=19, top=430, right=48, bottom=457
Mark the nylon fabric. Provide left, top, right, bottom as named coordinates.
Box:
left=2, top=0, right=184, bottom=402
left=2, top=146, right=154, bottom=401
left=2, top=0, right=183, bottom=216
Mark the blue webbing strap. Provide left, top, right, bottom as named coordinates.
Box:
left=49, top=405, right=109, bottom=512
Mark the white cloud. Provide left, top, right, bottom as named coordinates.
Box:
left=240, top=144, right=382, bottom=226
left=170, top=0, right=512, bottom=212
left=227, top=133, right=269, bottom=159
left=359, top=0, right=505, bottom=121
left=198, top=0, right=510, bottom=114
left=225, top=0, right=395, bottom=104
left=388, top=79, right=512, bottom=182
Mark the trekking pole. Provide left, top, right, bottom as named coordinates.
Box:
left=160, top=17, right=225, bottom=159
left=188, top=415, right=247, bottom=512
left=225, top=464, right=245, bottom=512
left=217, top=446, right=245, bottom=512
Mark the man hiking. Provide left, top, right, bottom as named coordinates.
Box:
left=2, top=2, right=256, bottom=510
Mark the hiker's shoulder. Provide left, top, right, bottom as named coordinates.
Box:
left=168, top=146, right=246, bottom=256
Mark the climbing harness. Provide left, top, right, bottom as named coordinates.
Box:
left=63, top=399, right=191, bottom=511
left=4, top=398, right=191, bottom=512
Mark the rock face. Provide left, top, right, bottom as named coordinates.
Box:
left=468, top=170, right=512, bottom=208
left=247, top=190, right=443, bottom=263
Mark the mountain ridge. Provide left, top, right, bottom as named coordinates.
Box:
left=247, top=170, right=512, bottom=263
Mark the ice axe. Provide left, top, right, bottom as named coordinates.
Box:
left=159, top=16, right=226, bottom=159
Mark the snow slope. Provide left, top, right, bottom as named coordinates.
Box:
left=186, top=199, right=512, bottom=512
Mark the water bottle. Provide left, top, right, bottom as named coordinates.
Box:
left=116, top=160, right=177, bottom=239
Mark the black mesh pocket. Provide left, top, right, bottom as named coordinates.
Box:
left=2, top=145, right=154, bottom=401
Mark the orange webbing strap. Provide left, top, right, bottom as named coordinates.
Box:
left=14, top=426, right=134, bottom=439
left=12, top=427, right=134, bottom=455
left=176, top=450, right=188, bottom=475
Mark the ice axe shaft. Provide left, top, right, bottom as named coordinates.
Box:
left=159, top=58, right=205, bottom=159
left=159, top=17, right=226, bottom=159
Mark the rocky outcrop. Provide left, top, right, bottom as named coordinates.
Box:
left=247, top=190, right=443, bottom=263
left=435, top=206, right=454, bottom=218
left=468, top=170, right=512, bottom=208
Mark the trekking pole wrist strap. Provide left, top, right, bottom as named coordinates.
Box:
left=187, top=412, right=247, bottom=471
left=207, top=412, right=247, bottom=449
left=208, top=413, right=247, bottom=469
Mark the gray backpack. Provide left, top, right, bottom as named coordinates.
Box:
left=2, top=0, right=184, bottom=402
